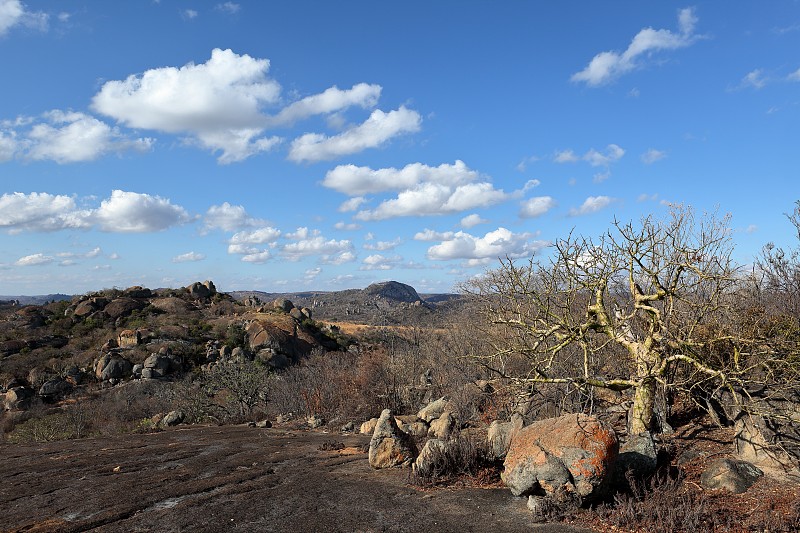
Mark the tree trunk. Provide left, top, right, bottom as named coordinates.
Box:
left=630, top=378, right=656, bottom=434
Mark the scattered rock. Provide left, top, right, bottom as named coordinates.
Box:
left=4, top=386, right=34, bottom=410
left=413, top=438, right=449, bottom=477
left=701, top=458, right=763, bottom=494
left=487, top=413, right=524, bottom=460
left=38, top=377, right=72, bottom=399
left=117, top=329, right=141, bottom=348
left=360, top=417, right=379, bottom=435
left=614, top=431, right=658, bottom=485
left=256, top=419, right=272, bottom=429
left=161, top=410, right=185, bottom=428
left=502, top=413, right=618, bottom=504
left=307, top=415, right=324, bottom=429
left=417, top=396, right=450, bottom=423
left=103, top=298, right=146, bottom=320
left=368, top=409, right=417, bottom=469
left=273, top=298, right=295, bottom=313
left=428, top=411, right=456, bottom=440
left=341, top=421, right=355, bottom=432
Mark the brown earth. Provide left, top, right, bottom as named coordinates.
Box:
left=0, top=425, right=593, bottom=533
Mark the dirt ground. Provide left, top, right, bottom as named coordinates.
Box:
left=0, top=425, right=593, bottom=533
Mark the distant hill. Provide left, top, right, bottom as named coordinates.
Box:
left=231, top=280, right=463, bottom=325
left=0, top=294, right=72, bottom=306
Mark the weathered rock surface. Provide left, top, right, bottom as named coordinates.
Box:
left=38, top=377, right=72, bottom=399
left=103, top=298, right=146, bottom=320
left=369, top=409, right=417, bottom=468
left=417, top=396, right=450, bottom=423
left=701, top=458, right=763, bottom=494
left=360, top=417, right=379, bottom=435
left=488, top=413, right=524, bottom=460
left=502, top=413, right=618, bottom=504
left=414, top=438, right=449, bottom=477
left=161, top=410, right=185, bottom=427
left=614, top=431, right=658, bottom=484
left=428, top=411, right=456, bottom=439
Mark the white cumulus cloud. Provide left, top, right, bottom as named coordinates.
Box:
left=92, top=48, right=282, bottom=164
left=94, top=190, right=192, bottom=232
left=0, top=0, right=48, bottom=36
left=268, top=83, right=381, bottom=127
left=323, top=160, right=479, bottom=196
left=572, top=7, right=700, bottom=86
left=360, top=254, right=402, bottom=271
left=205, top=202, right=266, bottom=231
left=24, top=110, right=153, bottom=163
left=426, top=227, right=547, bottom=266
left=460, top=214, right=487, bottom=228
left=15, top=253, right=54, bottom=266
left=568, top=196, right=615, bottom=216
left=172, top=251, right=206, bottom=263
left=288, top=106, right=421, bottom=162
left=0, top=192, right=90, bottom=233
left=520, top=196, right=556, bottom=218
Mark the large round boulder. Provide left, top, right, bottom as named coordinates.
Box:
left=103, top=298, right=146, bottom=320
left=502, top=413, right=617, bottom=504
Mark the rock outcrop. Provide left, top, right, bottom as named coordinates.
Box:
left=502, top=413, right=618, bottom=505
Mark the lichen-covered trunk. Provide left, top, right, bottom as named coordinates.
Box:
left=630, top=377, right=656, bottom=434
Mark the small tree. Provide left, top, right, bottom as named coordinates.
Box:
left=466, top=206, right=744, bottom=434
left=203, top=361, right=271, bottom=422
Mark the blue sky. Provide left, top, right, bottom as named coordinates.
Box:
left=1, top=1, right=798, bottom=295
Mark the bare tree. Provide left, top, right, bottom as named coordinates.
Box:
left=465, top=206, right=748, bottom=434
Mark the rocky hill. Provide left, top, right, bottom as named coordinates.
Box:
left=231, top=280, right=463, bottom=325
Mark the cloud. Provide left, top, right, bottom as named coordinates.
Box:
left=338, top=196, right=367, bottom=213
left=360, top=254, right=402, bottom=271
left=584, top=144, right=625, bottom=167
left=641, top=148, right=666, bottom=164
left=788, top=68, right=800, bottom=82
left=268, top=83, right=381, bottom=127
left=520, top=196, right=556, bottom=218
left=354, top=182, right=510, bottom=221
left=0, top=0, right=48, bottom=36
left=204, top=202, right=265, bottom=231
left=334, top=221, right=360, bottom=231
left=215, top=2, right=240, bottom=14
left=94, top=190, right=192, bottom=232
left=554, top=149, right=579, bottom=163
left=364, top=238, right=401, bottom=251
left=460, top=213, right=487, bottom=228
left=0, top=192, right=90, bottom=233
left=182, top=9, right=198, bottom=19
left=323, top=251, right=356, bottom=265
left=23, top=110, right=153, bottom=163
left=281, top=228, right=354, bottom=261
left=240, top=251, right=271, bottom=263
left=572, top=7, right=700, bottom=86
left=738, top=69, right=767, bottom=90
left=92, top=48, right=282, bottom=164
left=324, top=160, right=480, bottom=196
left=426, top=227, right=547, bottom=266
left=172, top=251, right=206, bottom=263
left=414, top=229, right=455, bottom=242
left=568, top=196, right=615, bottom=216
left=637, top=193, right=659, bottom=202
left=15, top=253, right=54, bottom=266
left=287, top=106, right=421, bottom=162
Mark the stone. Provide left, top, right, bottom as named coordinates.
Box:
left=487, top=414, right=524, bottom=460
left=123, top=286, right=152, bottom=299
left=289, top=308, right=304, bottom=321
left=132, top=364, right=143, bottom=378
left=405, top=421, right=430, bottom=438
left=307, top=415, right=324, bottom=429
left=360, top=417, right=379, bottom=435
left=428, top=411, right=456, bottom=440
left=4, top=386, right=34, bottom=410
left=368, top=409, right=417, bottom=468
left=615, top=431, right=658, bottom=484
left=117, top=329, right=141, bottom=348
left=701, top=458, right=763, bottom=494
left=38, top=377, right=72, bottom=399
left=300, top=307, right=312, bottom=320
left=103, top=298, right=146, bottom=320
left=99, top=356, right=134, bottom=381
left=417, top=396, right=450, bottom=423
left=502, top=413, right=617, bottom=504
left=273, top=298, right=294, bottom=312
left=188, top=281, right=214, bottom=300
left=144, top=353, right=171, bottom=373
left=341, top=421, right=355, bottom=432
left=413, top=438, right=449, bottom=477
left=256, top=419, right=272, bottom=428
left=256, top=349, right=289, bottom=370
left=161, top=410, right=185, bottom=427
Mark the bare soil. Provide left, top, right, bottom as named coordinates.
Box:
left=0, top=425, right=592, bottom=533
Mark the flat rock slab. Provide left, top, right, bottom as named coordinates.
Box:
left=0, top=425, right=594, bottom=533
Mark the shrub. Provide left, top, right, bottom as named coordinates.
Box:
left=409, top=432, right=500, bottom=487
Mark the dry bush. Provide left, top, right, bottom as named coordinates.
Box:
left=409, top=432, right=499, bottom=487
